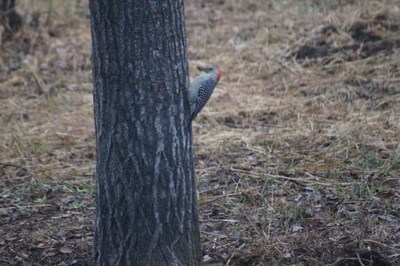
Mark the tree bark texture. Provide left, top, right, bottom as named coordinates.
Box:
left=89, top=1, right=200, bottom=265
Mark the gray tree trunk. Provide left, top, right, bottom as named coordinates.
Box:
left=89, top=1, right=201, bottom=265
left=0, top=0, right=22, bottom=36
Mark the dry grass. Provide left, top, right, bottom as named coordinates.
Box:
left=1, top=0, right=400, bottom=265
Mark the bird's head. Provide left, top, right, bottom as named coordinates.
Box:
left=197, top=65, right=222, bottom=82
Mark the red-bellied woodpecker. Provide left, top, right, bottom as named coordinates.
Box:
left=189, top=65, right=222, bottom=121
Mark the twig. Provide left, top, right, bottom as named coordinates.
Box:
left=230, top=167, right=357, bottom=187
left=356, top=252, right=366, bottom=266
left=225, top=252, right=235, bottom=265
left=0, top=162, right=31, bottom=177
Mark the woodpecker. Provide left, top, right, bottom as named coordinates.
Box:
left=189, top=65, right=222, bottom=121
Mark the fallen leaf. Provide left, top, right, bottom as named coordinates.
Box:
left=56, top=229, right=68, bottom=238
left=292, top=225, right=303, bottom=232
left=58, top=246, right=73, bottom=254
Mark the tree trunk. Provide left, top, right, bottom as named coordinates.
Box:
left=89, top=1, right=200, bottom=265
left=0, top=0, right=23, bottom=36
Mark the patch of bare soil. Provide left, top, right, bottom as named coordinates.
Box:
left=1, top=0, right=400, bottom=265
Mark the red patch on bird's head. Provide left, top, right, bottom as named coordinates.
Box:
left=216, top=68, right=223, bottom=82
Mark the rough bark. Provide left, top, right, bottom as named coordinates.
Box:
left=89, top=1, right=200, bottom=265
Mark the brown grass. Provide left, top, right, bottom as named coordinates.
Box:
left=1, top=0, right=400, bottom=265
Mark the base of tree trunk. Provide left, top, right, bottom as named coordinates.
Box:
left=0, top=0, right=23, bottom=38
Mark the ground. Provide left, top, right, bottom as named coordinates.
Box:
left=0, top=0, right=399, bottom=265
